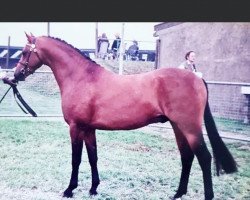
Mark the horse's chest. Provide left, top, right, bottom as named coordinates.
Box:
left=61, top=94, right=93, bottom=122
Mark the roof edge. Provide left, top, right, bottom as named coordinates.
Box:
left=153, top=22, right=184, bottom=36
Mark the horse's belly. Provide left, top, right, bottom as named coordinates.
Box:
left=91, top=110, right=165, bottom=130
left=91, top=118, right=149, bottom=130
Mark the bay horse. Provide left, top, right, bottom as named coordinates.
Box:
left=13, top=33, right=237, bottom=200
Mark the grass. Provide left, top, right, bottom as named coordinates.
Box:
left=214, top=117, right=250, bottom=135
left=0, top=118, right=249, bottom=200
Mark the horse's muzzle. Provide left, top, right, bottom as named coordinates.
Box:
left=14, top=70, right=26, bottom=81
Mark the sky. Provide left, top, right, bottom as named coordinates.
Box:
left=0, top=22, right=161, bottom=50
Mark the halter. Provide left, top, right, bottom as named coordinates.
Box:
left=18, top=38, right=42, bottom=77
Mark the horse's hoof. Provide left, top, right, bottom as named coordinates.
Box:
left=89, top=188, right=98, bottom=196
left=170, top=198, right=182, bottom=200
left=63, top=189, right=73, bottom=198
left=172, top=190, right=186, bottom=199
left=171, top=194, right=183, bottom=200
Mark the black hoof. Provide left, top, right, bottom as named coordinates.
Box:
left=63, top=189, right=73, bottom=198
left=89, top=188, right=98, bottom=196
left=173, top=190, right=187, bottom=199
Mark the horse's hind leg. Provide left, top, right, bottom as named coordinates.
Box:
left=63, top=123, right=84, bottom=198
left=171, top=123, right=194, bottom=199
left=85, top=130, right=100, bottom=195
left=179, top=124, right=214, bottom=200
left=193, top=137, right=214, bottom=200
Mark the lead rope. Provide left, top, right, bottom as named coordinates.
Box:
left=0, top=86, right=12, bottom=104
left=0, top=78, right=37, bottom=117
left=12, top=85, right=37, bottom=117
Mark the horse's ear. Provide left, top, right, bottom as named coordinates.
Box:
left=25, top=31, right=29, bottom=38
left=30, top=32, right=34, bottom=37
left=25, top=32, right=33, bottom=43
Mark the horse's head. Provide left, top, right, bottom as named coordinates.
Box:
left=14, top=32, right=43, bottom=81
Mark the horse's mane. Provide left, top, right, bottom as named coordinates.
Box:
left=47, top=36, right=97, bottom=64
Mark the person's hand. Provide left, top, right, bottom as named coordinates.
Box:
left=0, top=71, right=7, bottom=79
left=2, top=77, right=17, bottom=86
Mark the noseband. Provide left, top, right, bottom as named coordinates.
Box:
left=18, top=38, right=42, bottom=76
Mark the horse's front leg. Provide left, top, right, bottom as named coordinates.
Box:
left=85, top=129, right=100, bottom=195
left=63, top=123, right=84, bottom=198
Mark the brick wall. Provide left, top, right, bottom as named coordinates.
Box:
left=207, top=82, right=250, bottom=122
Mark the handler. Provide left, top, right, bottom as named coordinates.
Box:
left=0, top=66, right=7, bottom=80
left=178, top=51, right=203, bottom=78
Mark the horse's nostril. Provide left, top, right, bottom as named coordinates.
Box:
left=14, top=73, right=19, bottom=80
left=14, top=71, right=25, bottom=81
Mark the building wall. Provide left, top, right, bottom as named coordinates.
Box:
left=207, top=83, right=249, bottom=122
left=155, top=22, right=250, bottom=82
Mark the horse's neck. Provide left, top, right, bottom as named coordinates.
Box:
left=41, top=42, right=100, bottom=92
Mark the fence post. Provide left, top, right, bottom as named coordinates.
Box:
left=47, top=22, right=50, bottom=36
left=6, top=36, right=10, bottom=69
left=95, top=23, right=98, bottom=58
left=119, top=23, right=125, bottom=75
left=155, top=39, right=160, bottom=69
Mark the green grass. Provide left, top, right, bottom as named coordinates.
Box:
left=0, top=118, right=249, bottom=200
left=214, top=117, right=250, bottom=135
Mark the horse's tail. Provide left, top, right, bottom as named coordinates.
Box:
left=202, top=79, right=238, bottom=176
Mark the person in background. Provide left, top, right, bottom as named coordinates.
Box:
left=127, top=40, right=139, bottom=61
left=178, top=51, right=197, bottom=72
left=0, top=66, right=7, bottom=80
left=111, top=33, right=121, bottom=59
left=178, top=51, right=203, bottom=78
left=97, top=33, right=110, bottom=59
